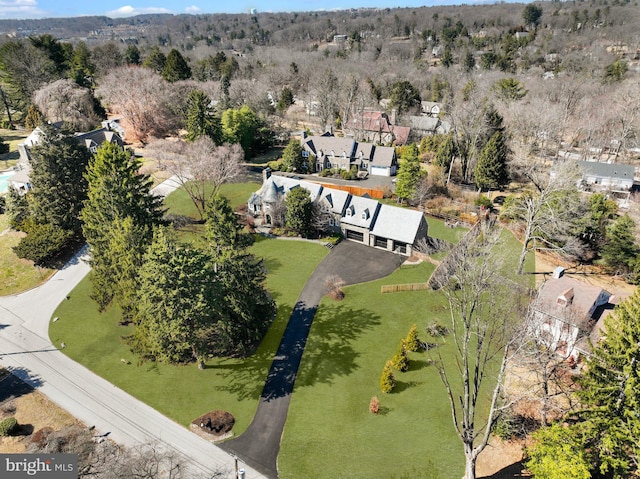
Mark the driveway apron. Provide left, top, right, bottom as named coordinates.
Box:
left=220, top=241, right=403, bottom=478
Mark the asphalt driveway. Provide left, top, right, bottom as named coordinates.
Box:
left=220, top=240, right=403, bottom=478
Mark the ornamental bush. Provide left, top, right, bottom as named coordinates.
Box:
left=391, top=340, right=409, bottom=372
left=405, top=324, right=420, bottom=352
left=369, top=396, right=380, bottom=414
left=0, top=417, right=18, bottom=436
left=379, top=360, right=396, bottom=393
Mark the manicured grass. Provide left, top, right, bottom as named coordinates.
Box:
left=278, top=227, right=533, bottom=479
left=0, top=213, right=54, bottom=295
left=0, top=128, right=29, bottom=169
left=50, top=238, right=328, bottom=433
left=279, top=261, right=464, bottom=479
left=162, top=182, right=259, bottom=219
left=426, top=215, right=468, bottom=245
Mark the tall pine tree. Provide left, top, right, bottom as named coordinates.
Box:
left=28, top=125, right=91, bottom=234
left=474, top=130, right=509, bottom=190
left=162, top=49, right=191, bottom=83
left=81, top=142, right=165, bottom=314
left=184, top=89, right=222, bottom=143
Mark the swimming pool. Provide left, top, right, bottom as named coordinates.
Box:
left=0, top=170, right=15, bottom=194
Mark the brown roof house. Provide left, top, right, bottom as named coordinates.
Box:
left=530, top=268, right=614, bottom=359
left=344, top=110, right=410, bottom=146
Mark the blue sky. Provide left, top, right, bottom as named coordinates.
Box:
left=0, top=0, right=481, bottom=20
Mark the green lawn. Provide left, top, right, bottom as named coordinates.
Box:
left=426, top=215, right=468, bottom=244
left=162, top=182, right=259, bottom=219
left=0, top=213, right=55, bottom=295
left=279, top=261, right=464, bottom=478
left=48, top=182, right=533, bottom=478
left=0, top=128, right=29, bottom=169
left=50, top=237, right=328, bottom=433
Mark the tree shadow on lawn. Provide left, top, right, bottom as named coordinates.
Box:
left=262, top=257, right=282, bottom=276
left=408, top=359, right=433, bottom=371
left=295, top=304, right=382, bottom=388
left=393, top=380, right=422, bottom=394
left=212, top=303, right=380, bottom=401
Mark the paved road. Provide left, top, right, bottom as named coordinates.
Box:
left=0, top=177, right=266, bottom=479
left=220, top=241, right=404, bottom=478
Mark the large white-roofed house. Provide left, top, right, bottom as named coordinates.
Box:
left=248, top=172, right=428, bottom=256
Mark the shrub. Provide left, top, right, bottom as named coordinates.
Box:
left=391, top=340, right=409, bottom=372
left=267, top=160, right=283, bottom=171
left=369, top=396, right=380, bottom=414
left=0, top=417, right=18, bottom=436
left=405, top=324, right=420, bottom=352
left=475, top=196, right=493, bottom=210
left=426, top=321, right=449, bottom=337
left=379, top=360, right=396, bottom=393
left=325, top=274, right=346, bottom=300
left=12, top=221, right=75, bottom=266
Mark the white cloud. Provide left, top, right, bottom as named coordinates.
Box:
left=105, top=5, right=173, bottom=18
left=0, top=0, right=46, bottom=19
left=185, top=5, right=201, bottom=14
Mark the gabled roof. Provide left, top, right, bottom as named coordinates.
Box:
left=371, top=146, right=396, bottom=167
left=576, top=160, right=634, bottom=181
left=536, top=276, right=610, bottom=327
left=341, top=195, right=380, bottom=229
left=319, top=187, right=350, bottom=215
left=75, top=128, right=124, bottom=148
left=348, top=111, right=392, bottom=133
left=371, top=205, right=426, bottom=244
left=409, top=116, right=440, bottom=132
left=257, top=175, right=324, bottom=203
left=392, top=126, right=411, bottom=145
left=302, top=136, right=357, bottom=158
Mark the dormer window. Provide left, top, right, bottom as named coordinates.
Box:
left=557, top=288, right=574, bottom=307
left=330, top=150, right=335, bottom=157
left=361, top=208, right=370, bottom=220
left=346, top=205, right=354, bottom=217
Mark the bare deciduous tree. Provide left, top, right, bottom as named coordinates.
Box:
left=96, top=66, right=178, bottom=143
left=33, top=79, right=100, bottom=131
left=502, top=160, right=584, bottom=274
left=430, top=221, right=523, bottom=479
left=145, top=137, right=244, bottom=220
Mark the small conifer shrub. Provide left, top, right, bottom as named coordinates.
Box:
left=379, top=360, right=396, bottom=393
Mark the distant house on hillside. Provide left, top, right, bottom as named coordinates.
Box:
left=248, top=171, right=428, bottom=256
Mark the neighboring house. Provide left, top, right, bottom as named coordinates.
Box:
left=345, top=110, right=410, bottom=146
left=531, top=268, right=613, bottom=359
left=301, top=133, right=398, bottom=177
left=575, top=160, right=635, bottom=191
left=8, top=170, right=31, bottom=195
left=14, top=125, right=124, bottom=193
left=248, top=171, right=428, bottom=256
left=407, top=116, right=451, bottom=141
left=420, top=101, right=443, bottom=117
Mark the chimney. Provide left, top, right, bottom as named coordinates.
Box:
left=263, top=167, right=272, bottom=183
left=390, top=108, right=397, bottom=126
left=552, top=266, right=565, bottom=279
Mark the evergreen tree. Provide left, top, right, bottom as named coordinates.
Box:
left=281, top=139, right=306, bottom=173
left=391, top=340, right=409, bottom=372
left=602, top=214, right=640, bottom=278
left=529, top=290, right=640, bottom=478
left=474, top=131, right=509, bottom=190
left=205, top=193, right=251, bottom=258
left=124, top=44, right=141, bottom=65
left=142, top=46, right=166, bottom=74
left=162, top=49, right=191, bottom=83
left=379, top=360, right=396, bottom=393
left=395, top=150, right=427, bottom=204
left=68, top=41, right=95, bottom=87
left=388, top=80, right=421, bottom=114
left=405, top=324, right=420, bottom=352
left=24, top=104, right=42, bottom=129
left=276, top=86, right=295, bottom=113
left=28, top=125, right=92, bottom=234
left=184, top=89, right=221, bottom=143
left=81, top=142, right=165, bottom=311
left=132, top=226, right=221, bottom=366
left=434, top=133, right=456, bottom=170
left=0, top=135, right=9, bottom=154
left=285, top=186, right=313, bottom=237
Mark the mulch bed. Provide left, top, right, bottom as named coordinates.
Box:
left=189, top=411, right=235, bottom=442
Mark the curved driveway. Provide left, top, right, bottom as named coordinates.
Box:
left=0, top=177, right=266, bottom=479
left=220, top=241, right=403, bottom=478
